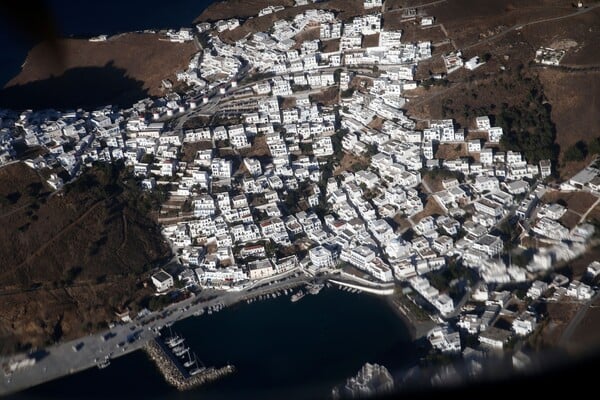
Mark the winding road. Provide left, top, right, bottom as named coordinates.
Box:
left=462, top=4, right=600, bottom=51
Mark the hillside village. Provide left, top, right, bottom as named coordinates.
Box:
left=1, top=0, right=599, bottom=376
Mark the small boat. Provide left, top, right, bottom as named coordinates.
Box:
left=309, top=284, right=324, bottom=295
left=184, top=351, right=196, bottom=368
left=193, top=309, right=205, bottom=317
left=172, top=344, right=186, bottom=354
left=174, top=346, right=189, bottom=357
left=167, top=337, right=185, bottom=348
left=97, top=356, right=111, bottom=369
left=189, top=358, right=207, bottom=375
left=291, top=290, right=305, bottom=303
left=190, top=366, right=206, bottom=376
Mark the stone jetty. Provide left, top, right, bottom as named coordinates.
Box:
left=143, top=340, right=235, bottom=390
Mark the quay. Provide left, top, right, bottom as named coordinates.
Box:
left=0, top=270, right=422, bottom=396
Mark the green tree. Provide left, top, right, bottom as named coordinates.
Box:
left=588, top=137, right=600, bottom=155
left=564, top=140, right=587, bottom=162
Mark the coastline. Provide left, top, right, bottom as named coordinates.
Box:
left=1, top=271, right=423, bottom=396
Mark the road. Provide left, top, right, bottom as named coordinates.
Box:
left=579, top=195, right=600, bottom=225
left=462, top=3, right=600, bottom=51
left=0, top=270, right=311, bottom=396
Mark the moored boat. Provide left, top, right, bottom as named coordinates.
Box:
left=291, top=290, right=305, bottom=303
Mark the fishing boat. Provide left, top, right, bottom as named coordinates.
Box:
left=308, top=283, right=324, bottom=295
left=291, top=290, right=305, bottom=303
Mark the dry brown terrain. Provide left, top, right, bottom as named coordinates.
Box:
left=519, top=7, right=600, bottom=66
left=294, top=26, right=321, bottom=48
left=0, top=163, right=170, bottom=354
left=568, top=296, right=600, bottom=353
left=309, top=86, right=339, bottom=106
left=321, top=38, right=340, bottom=53
left=435, top=142, right=468, bottom=159
left=564, top=245, right=600, bottom=281
left=559, top=210, right=582, bottom=230
left=239, top=134, right=271, bottom=158
left=537, top=69, right=600, bottom=167
left=181, top=141, right=214, bottom=163
left=411, top=195, right=446, bottom=224
left=530, top=302, right=579, bottom=349
left=362, top=33, right=380, bottom=48
left=402, top=1, right=600, bottom=175
left=421, top=175, right=444, bottom=193
left=541, top=190, right=598, bottom=215
left=428, top=0, right=572, bottom=48
left=334, top=152, right=370, bottom=175
left=368, top=117, right=385, bottom=131
left=0, top=33, right=196, bottom=110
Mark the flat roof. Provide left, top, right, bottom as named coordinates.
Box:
left=152, top=270, right=172, bottom=283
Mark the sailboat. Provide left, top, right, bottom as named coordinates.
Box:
left=189, top=357, right=207, bottom=376
left=174, top=346, right=189, bottom=357
left=184, top=350, right=196, bottom=368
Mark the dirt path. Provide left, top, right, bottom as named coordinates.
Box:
left=10, top=200, right=103, bottom=272
left=462, top=3, right=600, bottom=51
left=579, top=196, right=600, bottom=224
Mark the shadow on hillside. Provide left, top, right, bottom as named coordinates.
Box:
left=0, top=61, right=148, bottom=110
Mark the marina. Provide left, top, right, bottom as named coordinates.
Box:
left=15, top=289, right=418, bottom=400
left=142, top=327, right=235, bottom=391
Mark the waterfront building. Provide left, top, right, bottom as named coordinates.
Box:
left=151, top=270, right=174, bottom=293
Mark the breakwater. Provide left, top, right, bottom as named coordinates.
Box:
left=143, top=339, right=234, bottom=390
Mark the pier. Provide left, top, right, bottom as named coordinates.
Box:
left=143, top=338, right=234, bottom=391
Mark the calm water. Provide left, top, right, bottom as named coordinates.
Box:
left=12, top=289, right=420, bottom=400
left=0, top=0, right=215, bottom=87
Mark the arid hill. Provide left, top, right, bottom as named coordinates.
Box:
left=401, top=0, right=600, bottom=176
left=0, top=162, right=171, bottom=355
left=0, top=33, right=196, bottom=110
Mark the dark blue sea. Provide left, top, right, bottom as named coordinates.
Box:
left=0, top=0, right=215, bottom=88
left=10, top=289, right=419, bottom=400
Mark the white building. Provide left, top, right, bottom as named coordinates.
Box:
left=309, top=245, right=334, bottom=268
left=151, top=270, right=174, bottom=293
left=512, top=313, right=537, bottom=336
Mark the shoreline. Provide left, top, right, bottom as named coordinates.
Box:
left=0, top=272, right=424, bottom=396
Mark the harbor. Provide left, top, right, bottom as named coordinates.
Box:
left=12, top=288, right=420, bottom=400
left=1, top=269, right=412, bottom=398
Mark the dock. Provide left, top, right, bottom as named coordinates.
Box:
left=143, top=338, right=234, bottom=391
